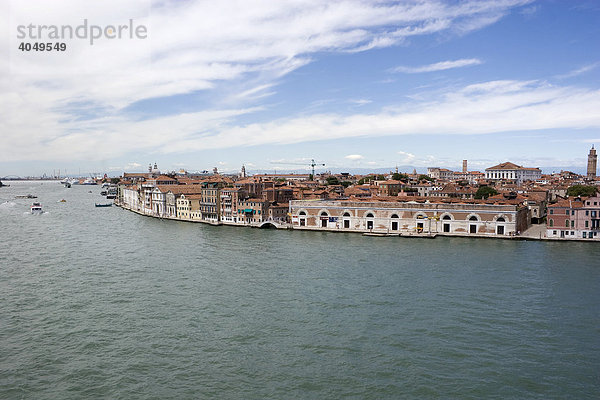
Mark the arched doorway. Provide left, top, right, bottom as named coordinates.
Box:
left=390, top=214, right=399, bottom=231
left=365, top=212, right=374, bottom=230
left=299, top=211, right=306, bottom=226
left=442, top=215, right=452, bottom=233
left=496, top=217, right=505, bottom=235
left=320, top=211, right=329, bottom=228
left=343, top=212, right=351, bottom=229
left=469, top=215, right=479, bottom=234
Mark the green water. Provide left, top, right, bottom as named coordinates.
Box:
left=1, top=181, right=599, bottom=399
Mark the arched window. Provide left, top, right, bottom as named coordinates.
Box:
left=391, top=214, right=399, bottom=218
left=442, top=215, right=451, bottom=220
left=320, top=211, right=328, bottom=216
left=469, top=216, right=478, bottom=221
left=299, top=211, right=306, bottom=216
left=366, top=213, right=374, bottom=218
left=565, top=219, right=569, bottom=227
left=549, top=219, right=554, bottom=227
left=343, top=212, right=351, bottom=217
left=497, top=217, right=505, bottom=222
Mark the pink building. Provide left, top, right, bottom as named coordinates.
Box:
left=546, top=194, right=600, bottom=239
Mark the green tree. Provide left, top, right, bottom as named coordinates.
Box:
left=392, top=172, right=408, bottom=181
left=418, top=174, right=433, bottom=182
left=567, top=185, right=598, bottom=197
left=326, top=176, right=340, bottom=185
left=358, top=176, right=374, bottom=185
left=475, top=186, right=498, bottom=199
left=110, top=177, right=120, bottom=184
left=340, top=181, right=351, bottom=188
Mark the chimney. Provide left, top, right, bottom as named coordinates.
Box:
left=462, top=160, right=467, bottom=173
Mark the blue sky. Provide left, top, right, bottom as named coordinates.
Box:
left=1, top=0, right=600, bottom=177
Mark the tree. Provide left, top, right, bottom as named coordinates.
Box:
left=110, top=177, right=120, bottom=184
left=392, top=172, right=408, bottom=181
left=377, top=174, right=385, bottom=180
left=326, top=176, right=340, bottom=186
left=358, top=176, right=374, bottom=185
left=340, top=181, right=351, bottom=188
left=475, top=186, right=498, bottom=199
left=567, top=185, right=598, bottom=197
left=418, top=174, right=434, bottom=182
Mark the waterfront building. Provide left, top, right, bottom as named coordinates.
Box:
left=151, top=186, right=167, bottom=217
left=588, top=145, right=597, bottom=179
left=546, top=194, right=600, bottom=239
left=485, top=162, right=542, bottom=184
left=201, top=182, right=222, bottom=222
left=220, top=187, right=246, bottom=223
left=290, top=198, right=528, bottom=236
left=267, top=202, right=289, bottom=223
left=237, top=198, right=268, bottom=224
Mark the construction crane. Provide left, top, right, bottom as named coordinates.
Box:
left=270, top=159, right=325, bottom=177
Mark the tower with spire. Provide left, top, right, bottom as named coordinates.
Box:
left=587, top=145, right=597, bottom=179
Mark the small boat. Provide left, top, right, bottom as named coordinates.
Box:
left=31, top=202, right=44, bottom=214
left=59, top=199, right=67, bottom=203
left=64, top=182, right=71, bottom=188
left=16, top=194, right=38, bottom=199
left=100, top=190, right=108, bottom=196
left=95, top=203, right=112, bottom=207
left=82, top=178, right=97, bottom=185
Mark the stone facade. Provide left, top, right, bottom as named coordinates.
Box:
left=290, top=199, right=528, bottom=236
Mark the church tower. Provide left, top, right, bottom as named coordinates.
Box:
left=587, top=145, right=597, bottom=179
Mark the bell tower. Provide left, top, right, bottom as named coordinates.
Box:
left=587, top=145, right=597, bottom=179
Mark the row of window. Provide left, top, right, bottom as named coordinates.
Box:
left=302, top=211, right=504, bottom=223
left=550, top=209, right=598, bottom=217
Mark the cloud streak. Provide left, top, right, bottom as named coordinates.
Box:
left=391, top=58, right=483, bottom=73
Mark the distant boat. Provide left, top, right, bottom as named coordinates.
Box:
left=16, top=194, right=37, bottom=199
left=82, top=178, right=97, bottom=185
left=31, top=202, right=44, bottom=214
left=95, top=203, right=112, bottom=207
left=59, top=199, right=67, bottom=203
left=100, top=190, right=108, bottom=196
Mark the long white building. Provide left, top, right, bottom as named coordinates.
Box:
left=485, top=162, right=541, bottom=184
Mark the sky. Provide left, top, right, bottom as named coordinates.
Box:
left=1, top=0, right=599, bottom=177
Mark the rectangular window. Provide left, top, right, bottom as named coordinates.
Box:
left=585, top=221, right=589, bottom=227
left=566, top=210, right=569, bottom=215
left=549, top=209, right=554, bottom=215
left=553, top=230, right=557, bottom=235
left=572, top=210, right=575, bottom=216
left=571, top=220, right=574, bottom=228
left=586, top=211, right=589, bottom=216
left=583, top=232, right=587, bottom=238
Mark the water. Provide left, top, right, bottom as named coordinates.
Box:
left=1, top=181, right=599, bottom=399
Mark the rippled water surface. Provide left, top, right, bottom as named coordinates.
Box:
left=1, top=181, right=599, bottom=399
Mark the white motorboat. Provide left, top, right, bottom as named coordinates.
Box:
left=31, top=202, right=44, bottom=214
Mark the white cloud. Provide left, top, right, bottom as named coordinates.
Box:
left=397, top=151, right=416, bottom=163
left=349, top=99, right=372, bottom=106
left=555, top=62, right=600, bottom=79
left=2, top=0, right=535, bottom=163
left=345, top=154, right=364, bottom=160
left=392, top=58, right=483, bottom=73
